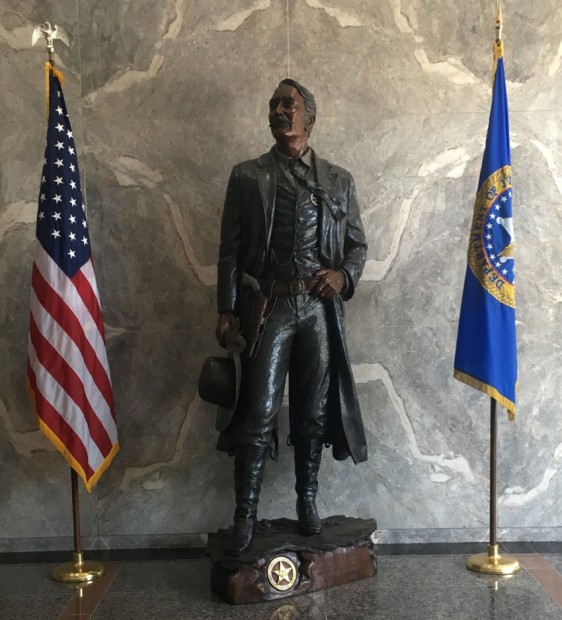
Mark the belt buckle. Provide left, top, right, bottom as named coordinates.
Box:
left=289, top=280, right=305, bottom=295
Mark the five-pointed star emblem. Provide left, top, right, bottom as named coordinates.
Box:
left=267, top=556, right=298, bottom=591
left=273, top=560, right=293, bottom=584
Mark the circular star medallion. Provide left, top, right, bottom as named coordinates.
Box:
left=467, top=165, right=515, bottom=308
left=267, top=555, right=298, bottom=591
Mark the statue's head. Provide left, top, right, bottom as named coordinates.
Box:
left=269, top=79, right=316, bottom=142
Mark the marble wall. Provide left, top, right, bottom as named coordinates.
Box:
left=1, top=1, right=561, bottom=551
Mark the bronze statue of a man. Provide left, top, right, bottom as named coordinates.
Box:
left=215, top=79, right=367, bottom=555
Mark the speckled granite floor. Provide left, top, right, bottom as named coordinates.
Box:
left=1, top=544, right=562, bottom=619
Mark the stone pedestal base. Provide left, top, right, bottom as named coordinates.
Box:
left=208, top=515, right=377, bottom=605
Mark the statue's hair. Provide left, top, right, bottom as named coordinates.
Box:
left=278, top=78, right=316, bottom=131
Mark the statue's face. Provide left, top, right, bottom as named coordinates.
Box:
left=268, top=84, right=313, bottom=141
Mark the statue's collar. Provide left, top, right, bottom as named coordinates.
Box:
left=272, top=145, right=312, bottom=170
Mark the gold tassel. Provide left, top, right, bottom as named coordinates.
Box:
left=44, top=62, right=49, bottom=120
left=493, top=40, right=504, bottom=75
left=44, top=62, right=65, bottom=120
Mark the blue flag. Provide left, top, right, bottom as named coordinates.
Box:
left=454, top=41, right=517, bottom=420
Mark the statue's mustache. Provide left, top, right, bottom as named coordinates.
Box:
left=269, top=115, right=292, bottom=128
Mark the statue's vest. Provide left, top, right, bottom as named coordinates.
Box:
left=264, top=167, right=322, bottom=277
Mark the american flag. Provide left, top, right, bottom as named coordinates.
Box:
left=27, top=66, right=119, bottom=491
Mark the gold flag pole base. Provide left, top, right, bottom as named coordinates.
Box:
left=52, top=552, right=105, bottom=583
left=467, top=544, right=521, bottom=576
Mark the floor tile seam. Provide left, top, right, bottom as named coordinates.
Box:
left=525, top=572, right=562, bottom=608
left=378, top=553, right=487, bottom=558
left=328, top=582, right=522, bottom=592
left=0, top=593, right=77, bottom=601
left=119, top=557, right=209, bottom=563
left=516, top=555, right=562, bottom=608
left=96, top=588, right=208, bottom=596
left=0, top=596, right=76, bottom=609
left=57, top=561, right=124, bottom=620
left=3, top=548, right=546, bottom=563
left=525, top=566, right=562, bottom=574
left=517, top=554, right=559, bottom=571
left=541, top=557, right=562, bottom=577
left=0, top=561, right=67, bottom=566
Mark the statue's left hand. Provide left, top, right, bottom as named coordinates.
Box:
left=215, top=312, right=238, bottom=348
left=313, top=268, right=345, bottom=301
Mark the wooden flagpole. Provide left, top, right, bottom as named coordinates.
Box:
left=466, top=1, right=520, bottom=577
left=467, top=398, right=520, bottom=575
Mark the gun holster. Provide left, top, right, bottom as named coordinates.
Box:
left=238, top=288, right=276, bottom=359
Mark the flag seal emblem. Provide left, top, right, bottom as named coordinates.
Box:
left=467, top=165, right=514, bottom=308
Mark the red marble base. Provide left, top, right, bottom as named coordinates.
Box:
left=208, top=515, right=377, bottom=605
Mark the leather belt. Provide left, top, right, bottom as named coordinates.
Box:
left=262, top=277, right=320, bottom=297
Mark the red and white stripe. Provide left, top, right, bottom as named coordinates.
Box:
left=27, top=244, right=118, bottom=489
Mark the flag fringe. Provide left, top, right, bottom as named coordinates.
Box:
left=85, top=442, right=120, bottom=492
left=454, top=369, right=515, bottom=421
left=26, top=378, right=120, bottom=492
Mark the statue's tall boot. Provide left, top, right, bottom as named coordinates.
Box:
left=224, top=444, right=267, bottom=556
left=294, top=438, right=323, bottom=536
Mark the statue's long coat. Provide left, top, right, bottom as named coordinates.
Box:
left=216, top=147, right=368, bottom=464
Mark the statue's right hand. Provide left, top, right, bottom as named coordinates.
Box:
left=215, top=312, right=238, bottom=348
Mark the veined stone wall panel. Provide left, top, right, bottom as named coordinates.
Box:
left=0, top=0, right=560, bottom=549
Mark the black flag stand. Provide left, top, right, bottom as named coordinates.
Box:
left=466, top=398, right=520, bottom=575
